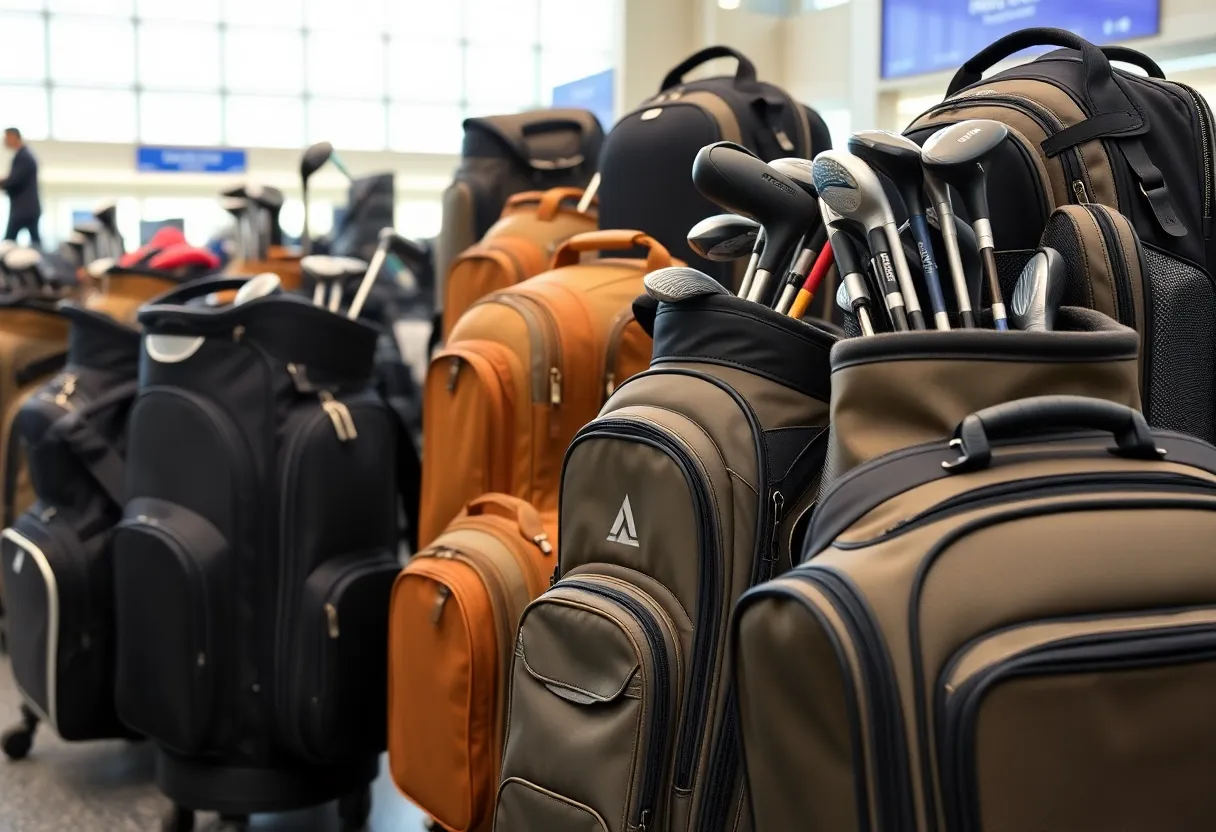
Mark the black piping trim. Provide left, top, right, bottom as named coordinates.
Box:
left=830, top=329, right=1138, bottom=372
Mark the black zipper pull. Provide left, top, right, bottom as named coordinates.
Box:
left=549, top=564, right=560, bottom=587
left=764, top=491, right=785, bottom=581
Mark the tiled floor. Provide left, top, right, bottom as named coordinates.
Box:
left=0, top=660, right=429, bottom=831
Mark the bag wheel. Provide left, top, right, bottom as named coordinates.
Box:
left=160, top=805, right=194, bottom=832
left=338, top=787, right=372, bottom=830
left=2, top=705, right=40, bottom=760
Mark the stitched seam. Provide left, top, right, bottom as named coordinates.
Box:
left=728, top=468, right=759, bottom=498
left=1064, top=211, right=1097, bottom=308
left=1083, top=207, right=1118, bottom=318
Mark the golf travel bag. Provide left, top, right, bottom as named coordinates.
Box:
left=494, top=291, right=836, bottom=832
left=388, top=494, right=557, bottom=832
left=441, top=186, right=598, bottom=339
left=903, top=27, right=1216, bottom=279
left=419, top=230, right=663, bottom=548
left=111, top=278, right=406, bottom=826
left=598, top=46, right=832, bottom=288
left=434, top=109, right=604, bottom=294
left=734, top=315, right=1216, bottom=832
left=0, top=304, right=141, bottom=758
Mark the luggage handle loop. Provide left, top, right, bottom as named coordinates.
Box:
left=551, top=231, right=673, bottom=272
left=1102, top=46, right=1166, bottom=79
left=943, top=395, right=1165, bottom=474
left=948, top=27, right=1127, bottom=108
left=661, top=45, right=758, bottom=92
left=464, top=495, right=553, bottom=554
left=536, top=187, right=595, bottom=220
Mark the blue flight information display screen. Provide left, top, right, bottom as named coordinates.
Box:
left=881, top=0, right=1161, bottom=79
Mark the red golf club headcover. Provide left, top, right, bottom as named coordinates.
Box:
left=148, top=243, right=221, bottom=275
left=119, top=226, right=188, bottom=267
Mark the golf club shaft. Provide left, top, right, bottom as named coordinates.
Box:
left=882, top=223, right=925, bottom=330
left=973, top=217, right=1008, bottom=330
left=348, top=243, right=389, bottom=320
left=933, top=201, right=978, bottom=328
left=737, top=250, right=759, bottom=298
left=313, top=283, right=326, bottom=306
left=577, top=173, right=600, bottom=214
left=302, top=183, right=312, bottom=255
left=774, top=247, right=816, bottom=314
left=866, top=227, right=910, bottom=332
left=788, top=244, right=835, bottom=320
left=327, top=281, right=343, bottom=313
left=842, top=271, right=877, bottom=336
left=856, top=306, right=875, bottom=336
left=908, top=213, right=951, bottom=330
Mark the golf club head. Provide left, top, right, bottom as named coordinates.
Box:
left=220, top=197, right=248, bottom=217
left=244, top=184, right=284, bottom=210
left=687, top=214, right=761, bottom=261
left=301, top=141, right=334, bottom=182
left=93, top=201, right=118, bottom=229
left=300, top=255, right=369, bottom=282
left=234, top=272, right=283, bottom=305
left=644, top=266, right=730, bottom=303
left=1011, top=247, right=1067, bottom=332
left=767, top=157, right=819, bottom=200
left=811, top=150, right=897, bottom=234
left=692, top=142, right=820, bottom=277
left=847, top=130, right=929, bottom=218
left=86, top=257, right=115, bottom=279
left=835, top=280, right=852, bottom=313
left=921, top=119, right=1010, bottom=238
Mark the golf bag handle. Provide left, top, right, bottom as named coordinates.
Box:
left=948, top=28, right=1131, bottom=114
left=464, top=494, right=553, bottom=550
left=944, top=396, right=1165, bottom=474
left=504, top=187, right=596, bottom=222
left=1102, top=46, right=1166, bottom=79
left=552, top=231, right=672, bottom=272
left=661, top=45, right=758, bottom=92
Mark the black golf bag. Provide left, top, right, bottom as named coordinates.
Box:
left=111, top=278, right=407, bottom=828
left=0, top=304, right=141, bottom=759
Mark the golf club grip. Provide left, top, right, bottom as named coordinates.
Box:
left=801, top=244, right=835, bottom=296
left=979, top=247, right=1004, bottom=306
left=661, top=46, right=758, bottom=91
left=866, top=227, right=905, bottom=303
left=908, top=214, right=949, bottom=315
left=956, top=396, right=1160, bottom=462
left=552, top=231, right=672, bottom=272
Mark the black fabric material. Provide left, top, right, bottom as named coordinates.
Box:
left=650, top=294, right=835, bottom=403
left=455, top=109, right=603, bottom=243
left=3, top=145, right=40, bottom=220
left=907, top=30, right=1215, bottom=277
left=598, top=46, right=829, bottom=287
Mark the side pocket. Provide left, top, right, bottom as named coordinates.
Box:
left=497, top=574, right=683, bottom=832
left=284, top=550, right=398, bottom=763
left=496, top=778, right=609, bottom=832
left=1142, top=247, right=1216, bottom=444
left=112, top=496, right=229, bottom=756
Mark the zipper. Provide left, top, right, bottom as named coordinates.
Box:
left=562, top=579, right=672, bottom=832
left=447, top=356, right=461, bottom=392
left=862, top=472, right=1213, bottom=546
left=571, top=418, right=719, bottom=792
left=916, top=93, right=1092, bottom=207
left=486, top=294, right=563, bottom=406
left=762, top=491, right=784, bottom=583
left=317, top=390, right=357, bottom=442
left=794, top=568, right=915, bottom=830
left=942, top=624, right=1216, bottom=832
left=422, top=544, right=515, bottom=681
left=3, top=411, right=23, bottom=528
left=1087, top=204, right=1137, bottom=329
left=1174, top=82, right=1214, bottom=239
left=602, top=308, right=637, bottom=402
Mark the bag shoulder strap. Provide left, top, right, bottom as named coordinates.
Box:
left=44, top=379, right=140, bottom=508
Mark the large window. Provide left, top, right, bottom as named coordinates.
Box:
left=0, top=0, right=618, bottom=151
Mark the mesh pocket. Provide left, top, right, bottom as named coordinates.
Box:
left=1144, top=248, right=1216, bottom=444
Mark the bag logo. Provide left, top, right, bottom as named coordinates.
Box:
left=606, top=495, right=640, bottom=548
left=761, top=173, right=796, bottom=197
left=956, top=127, right=983, bottom=143
left=11, top=550, right=23, bottom=574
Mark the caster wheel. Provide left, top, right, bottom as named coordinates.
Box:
left=1, top=726, right=31, bottom=760
left=160, top=805, right=194, bottom=832
left=338, top=787, right=372, bottom=831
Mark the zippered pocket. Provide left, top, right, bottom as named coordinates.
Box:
left=1172, top=81, right=1214, bottom=238
left=420, top=343, right=517, bottom=546
left=443, top=245, right=529, bottom=337
left=112, top=497, right=230, bottom=756
left=282, top=549, right=398, bottom=763
left=482, top=293, right=564, bottom=407
left=603, top=308, right=643, bottom=402
left=497, top=574, right=685, bottom=832
left=937, top=609, right=1216, bottom=832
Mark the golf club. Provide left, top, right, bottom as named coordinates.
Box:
left=577, top=172, right=601, bottom=214
left=63, top=233, right=85, bottom=270
left=4, top=247, right=43, bottom=291
left=773, top=225, right=828, bottom=314
left=835, top=273, right=876, bottom=337
left=687, top=214, right=761, bottom=262
left=921, top=119, right=1011, bottom=330
left=73, top=221, right=101, bottom=267
left=234, top=272, right=283, bottom=306
left=848, top=130, right=951, bottom=330
left=220, top=197, right=250, bottom=261
left=812, top=151, right=918, bottom=331
left=92, top=201, right=123, bottom=259
left=243, top=184, right=285, bottom=260
left=643, top=266, right=731, bottom=303
left=737, top=228, right=766, bottom=300
left=921, top=169, right=978, bottom=328
left=347, top=228, right=430, bottom=321
left=691, top=142, right=820, bottom=305
left=786, top=237, right=838, bottom=320
left=1010, top=247, right=1067, bottom=332
left=300, top=141, right=336, bottom=256
left=300, top=255, right=368, bottom=310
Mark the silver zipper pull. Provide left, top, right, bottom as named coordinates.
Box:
left=324, top=603, right=339, bottom=639
left=431, top=585, right=451, bottom=624
left=532, top=533, right=553, bottom=555
left=604, top=372, right=616, bottom=399
left=637, top=809, right=650, bottom=832
left=317, top=390, right=353, bottom=442
left=549, top=367, right=563, bottom=406
left=54, top=373, right=77, bottom=408
left=233, top=325, right=245, bottom=342
left=447, top=357, right=461, bottom=392
left=766, top=491, right=785, bottom=579
left=1073, top=179, right=1090, bottom=204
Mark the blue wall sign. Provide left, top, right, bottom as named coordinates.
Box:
left=552, top=69, right=616, bottom=132
left=137, top=146, right=248, bottom=174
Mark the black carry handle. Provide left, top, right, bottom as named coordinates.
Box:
left=661, top=46, right=758, bottom=92
left=948, top=27, right=1120, bottom=100
left=943, top=395, right=1166, bottom=474
left=1102, top=46, right=1166, bottom=78
left=521, top=117, right=589, bottom=138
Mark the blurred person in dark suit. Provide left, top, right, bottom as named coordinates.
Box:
left=1, top=127, right=40, bottom=246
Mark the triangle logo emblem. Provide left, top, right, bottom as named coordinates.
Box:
left=606, top=494, right=640, bottom=548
